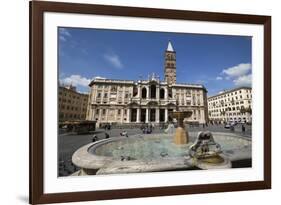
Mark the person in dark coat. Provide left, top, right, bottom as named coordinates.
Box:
left=242, top=124, right=246, bottom=132
left=92, top=135, right=98, bottom=142
left=105, top=132, right=110, bottom=139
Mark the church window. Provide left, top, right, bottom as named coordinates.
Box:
left=111, top=86, right=117, bottom=92
left=150, top=85, right=156, bottom=99
left=133, top=86, right=138, bottom=97
left=168, top=88, right=173, bottom=98
left=142, top=87, right=147, bottom=99
left=160, top=88, right=165, bottom=99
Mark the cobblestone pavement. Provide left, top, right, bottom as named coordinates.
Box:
left=58, top=124, right=251, bottom=176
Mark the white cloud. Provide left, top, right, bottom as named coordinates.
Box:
left=60, top=28, right=71, bottom=37
left=60, top=75, right=91, bottom=87
left=104, top=53, right=123, bottom=69
left=233, top=74, right=252, bottom=86
left=222, top=63, right=251, bottom=78
left=59, top=36, right=66, bottom=42
left=94, top=76, right=106, bottom=80
left=220, top=63, right=252, bottom=87
left=59, top=28, right=71, bottom=42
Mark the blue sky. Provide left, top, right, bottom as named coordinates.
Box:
left=58, top=27, right=252, bottom=96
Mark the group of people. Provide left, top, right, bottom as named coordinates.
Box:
left=92, top=132, right=110, bottom=142
left=229, top=123, right=246, bottom=132
left=103, top=123, right=111, bottom=130
left=140, top=123, right=154, bottom=134
left=92, top=129, right=129, bottom=142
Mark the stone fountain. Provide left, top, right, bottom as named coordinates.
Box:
left=71, top=107, right=250, bottom=175
left=172, top=110, right=192, bottom=145
left=72, top=131, right=251, bottom=175
left=188, top=131, right=231, bottom=169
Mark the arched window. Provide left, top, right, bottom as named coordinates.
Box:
left=160, top=88, right=165, bottom=99
left=168, top=88, right=173, bottom=98
left=150, top=85, right=156, bottom=99
left=141, top=87, right=147, bottom=99
left=133, top=86, right=138, bottom=97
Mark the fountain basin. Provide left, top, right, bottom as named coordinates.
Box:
left=72, top=132, right=251, bottom=175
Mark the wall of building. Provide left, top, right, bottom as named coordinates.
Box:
left=87, top=80, right=208, bottom=125
left=58, top=86, right=89, bottom=122
left=208, top=87, right=252, bottom=123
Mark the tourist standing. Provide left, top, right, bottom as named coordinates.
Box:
left=92, top=135, right=98, bottom=142
left=242, top=124, right=246, bottom=132
left=105, top=132, right=110, bottom=139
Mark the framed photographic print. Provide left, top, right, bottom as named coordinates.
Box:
left=30, top=0, right=271, bottom=204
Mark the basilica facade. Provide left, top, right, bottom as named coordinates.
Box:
left=86, top=42, right=208, bottom=126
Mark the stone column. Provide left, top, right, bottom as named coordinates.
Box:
left=156, top=85, right=160, bottom=100
left=138, top=85, right=141, bottom=98
left=137, top=108, right=141, bottom=123
left=127, top=108, right=131, bottom=123
left=147, top=86, right=150, bottom=99
left=156, top=108, right=160, bottom=123
left=121, top=109, right=124, bottom=123
left=98, top=109, right=102, bottom=121
left=165, top=87, right=168, bottom=99
left=145, top=108, right=149, bottom=123
left=122, top=86, right=125, bottom=104
left=91, top=108, right=95, bottom=121
left=101, top=89, right=104, bottom=102
left=114, top=108, right=118, bottom=121
left=165, top=108, right=168, bottom=122
left=105, top=109, right=109, bottom=122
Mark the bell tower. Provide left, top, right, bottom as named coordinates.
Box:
left=164, top=41, right=176, bottom=84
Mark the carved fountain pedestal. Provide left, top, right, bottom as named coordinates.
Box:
left=188, top=131, right=232, bottom=169
left=172, top=111, right=192, bottom=145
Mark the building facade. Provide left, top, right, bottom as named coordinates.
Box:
left=208, top=87, right=252, bottom=123
left=86, top=42, right=208, bottom=126
left=58, top=85, right=89, bottom=122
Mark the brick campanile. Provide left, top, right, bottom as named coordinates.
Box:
left=164, top=41, right=176, bottom=85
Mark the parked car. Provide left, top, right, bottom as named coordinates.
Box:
left=230, top=122, right=237, bottom=126
left=224, top=123, right=231, bottom=129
